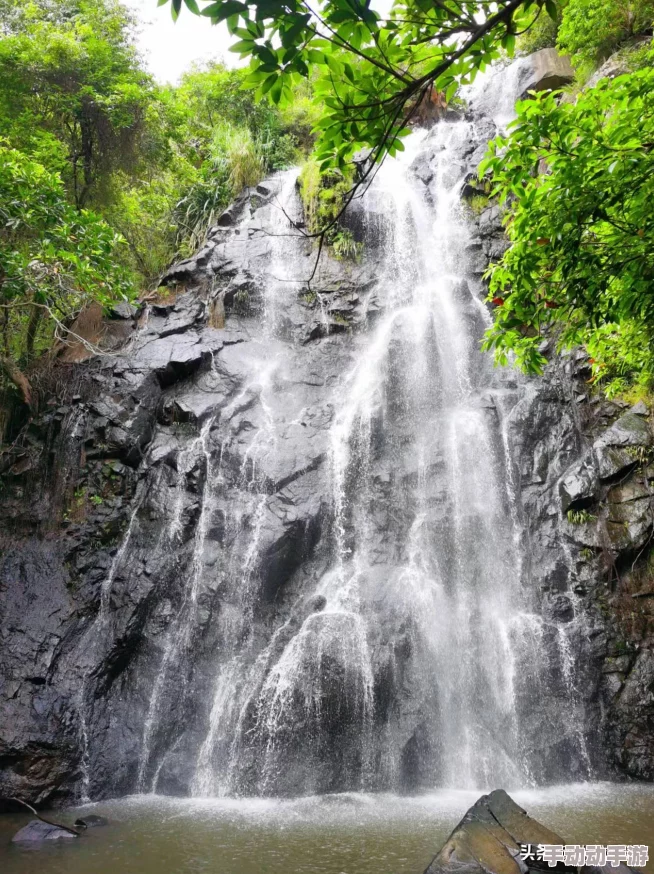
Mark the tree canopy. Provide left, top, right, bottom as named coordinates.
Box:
left=0, top=143, right=133, bottom=406
left=0, top=0, right=153, bottom=208
left=160, top=0, right=560, bottom=176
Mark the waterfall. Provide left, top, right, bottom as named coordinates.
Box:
left=129, top=121, right=588, bottom=796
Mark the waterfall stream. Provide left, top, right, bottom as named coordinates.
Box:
left=127, top=120, right=586, bottom=798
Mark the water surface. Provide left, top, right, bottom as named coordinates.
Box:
left=2, top=784, right=653, bottom=874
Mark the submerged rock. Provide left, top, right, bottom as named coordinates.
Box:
left=75, top=814, right=109, bottom=828
left=12, top=819, right=77, bottom=842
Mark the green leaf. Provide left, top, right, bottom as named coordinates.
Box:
left=270, top=79, right=283, bottom=104
left=545, top=0, right=558, bottom=21
left=261, top=72, right=278, bottom=94
left=228, top=38, right=255, bottom=54
left=200, top=1, right=247, bottom=20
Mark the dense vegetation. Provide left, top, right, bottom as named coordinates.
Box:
left=483, top=6, right=654, bottom=397
left=1, top=0, right=654, bottom=408
left=481, top=64, right=654, bottom=397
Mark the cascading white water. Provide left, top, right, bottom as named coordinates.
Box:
left=214, top=125, right=532, bottom=793
left=132, top=120, right=590, bottom=799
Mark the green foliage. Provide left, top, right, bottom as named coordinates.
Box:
left=219, top=125, right=265, bottom=193
left=625, top=444, right=652, bottom=465
left=159, top=0, right=562, bottom=177
left=299, top=158, right=360, bottom=258
left=0, top=0, right=316, bottom=287
left=0, top=144, right=133, bottom=384
left=466, top=194, right=490, bottom=215
left=480, top=63, right=654, bottom=396
left=331, top=229, right=362, bottom=261
left=516, top=2, right=560, bottom=53
left=0, top=0, right=153, bottom=209
left=567, top=508, right=597, bottom=524
left=558, top=0, right=654, bottom=66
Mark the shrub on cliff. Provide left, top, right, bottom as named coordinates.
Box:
left=0, top=145, right=134, bottom=406
left=480, top=60, right=654, bottom=397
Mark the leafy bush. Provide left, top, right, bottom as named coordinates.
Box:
left=0, top=144, right=133, bottom=404
left=516, top=3, right=560, bottom=53
left=557, top=0, right=654, bottom=66
left=331, top=229, right=362, bottom=261
left=480, top=61, right=654, bottom=397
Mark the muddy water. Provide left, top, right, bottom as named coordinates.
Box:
left=1, top=784, right=653, bottom=874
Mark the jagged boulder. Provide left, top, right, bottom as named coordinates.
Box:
left=559, top=406, right=653, bottom=514
left=424, top=790, right=563, bottom=874
left=424, top=790, right=639, bottom=874
left=593, top=411, right=651, bottom=480
left=520, top=48, right=575, bottom=97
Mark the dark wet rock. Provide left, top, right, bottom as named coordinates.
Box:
left=12, top=820, right=78, bottom=842
left=605, top=648, right=654, bottom=780
left=559, top=453, right=598, bottom=512
left=478, top=204, right=503, bottom=236
left=110, top=301, right=140, bottom=320
left=74, top=814, right=108, bottom=828
left=410, top=151, right=435, bottom=185
left=629, top=400, right=649, bottom=417
left=424, top=790, right=565, bottom=874
left=594, top=416, right=651, bottom=479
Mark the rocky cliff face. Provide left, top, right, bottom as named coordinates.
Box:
left=0, top=55, right=652, bottom=808
left=469, top=98, right=654, bottom=786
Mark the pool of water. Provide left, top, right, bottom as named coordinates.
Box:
left=1, top=783, right=653, bottom=874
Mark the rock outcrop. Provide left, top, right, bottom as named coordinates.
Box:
left=0, top=177, right=387, bottom=804
left=425, top=790, right=639, bottom=874
left=522, top=48, right=575, bottom=97
left=425, top=790, right=563, bottom=874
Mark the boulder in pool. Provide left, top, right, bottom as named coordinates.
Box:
left=424, top=789, right=568, bottom=874
left=74, top=814, right=109, bottom=828
left=424, top=790, right=641, bottom=874
left=12, top=820, right=78, bottom=842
